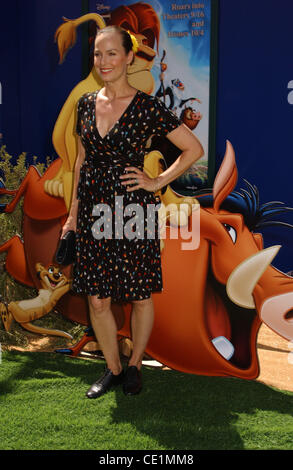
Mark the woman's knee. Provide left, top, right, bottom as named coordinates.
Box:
left=132, top=296, right=153, bottom=310
left=88, top=295, right=111, bottom=313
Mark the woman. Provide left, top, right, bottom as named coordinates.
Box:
left=60, top=25, right=203, bottom=399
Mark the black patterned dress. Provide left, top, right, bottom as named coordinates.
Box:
left=71, top=89, right=181, bottom=301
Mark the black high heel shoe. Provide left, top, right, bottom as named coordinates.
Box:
left=123, top=365, right=142, bottom=395
left=86, top=367, right=125, bottom=399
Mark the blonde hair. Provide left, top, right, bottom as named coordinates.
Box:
left=96, top=25, right=138, bottom=63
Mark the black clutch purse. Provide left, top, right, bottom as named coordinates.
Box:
left=55, top=230, right=76, bottom=266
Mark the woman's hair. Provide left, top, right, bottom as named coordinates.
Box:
left=96, top=25, right=134, bottom=58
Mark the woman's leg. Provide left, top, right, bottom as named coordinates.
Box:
left=88, top=295, right=123, bottom=375
left=127, top=296, right=154, bottom=370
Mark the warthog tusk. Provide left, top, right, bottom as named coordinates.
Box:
left=226, top=245, right=281, bottom=308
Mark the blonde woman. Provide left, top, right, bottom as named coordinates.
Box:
left=61, top=25, right=203, bottom=398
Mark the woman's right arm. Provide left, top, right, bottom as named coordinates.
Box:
left=60, top=137, right=85, bottom=237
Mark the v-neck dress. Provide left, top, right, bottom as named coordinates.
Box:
left=71, top=89, right=181, bottom=301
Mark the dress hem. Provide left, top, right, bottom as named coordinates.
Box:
left=69, top=287, right=163, bottom=302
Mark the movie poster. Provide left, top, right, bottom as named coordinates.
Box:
left=89, top=0, right=218, bottom=195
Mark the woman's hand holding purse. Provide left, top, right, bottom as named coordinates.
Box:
left=55, top=215, right=77, bottom=266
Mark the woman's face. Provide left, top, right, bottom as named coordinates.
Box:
left=94, top=31, right=133, bottom=83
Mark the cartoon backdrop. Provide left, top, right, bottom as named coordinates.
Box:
left=0, top=0, right=292, bottom=272
left=0, top=0, right=292, bottom=380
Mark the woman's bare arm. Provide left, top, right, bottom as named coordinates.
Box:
left=120, top=123, right=204, bottom=192
left=154, top=123, right=204, bottom=191
left=60, top=137, right=85, bottom=236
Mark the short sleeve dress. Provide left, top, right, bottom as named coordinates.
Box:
left=71, top=89, right=182, bottom=301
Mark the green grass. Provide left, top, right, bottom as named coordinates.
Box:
left=0, top=350, right=293, bottom=450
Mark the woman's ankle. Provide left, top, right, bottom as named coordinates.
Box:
left=108, top=364, right=123, bottom=375
left=127, top=360, right=142, bottom=371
